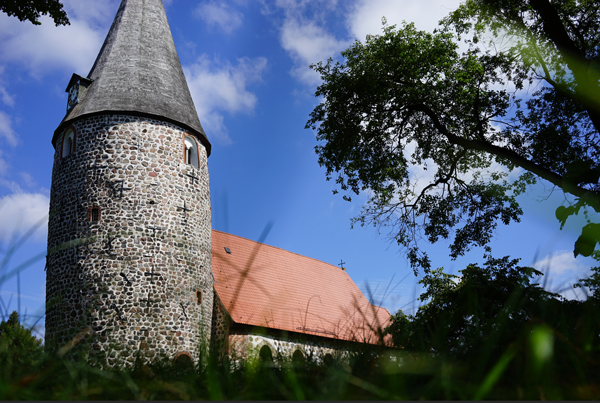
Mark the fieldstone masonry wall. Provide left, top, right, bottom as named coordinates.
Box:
left=210, top=292, right=230, bottom=356
left=228, top=332, right=343, bottom=368
left=46, top=114, right=213, bottom=366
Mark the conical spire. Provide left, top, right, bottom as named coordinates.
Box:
left=56, top=0, right=210, bottom=154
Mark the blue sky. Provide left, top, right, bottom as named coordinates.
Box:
left=0, top=0, right=597, bottom=338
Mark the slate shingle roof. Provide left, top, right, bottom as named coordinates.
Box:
left=211, top=230, right=391, bottom=344
left=54, top=0, right=210, bottom=154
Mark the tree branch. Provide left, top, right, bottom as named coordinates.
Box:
left=409, top=103, right=600, bottom=212
left=528, top=0, right=600, bottom=130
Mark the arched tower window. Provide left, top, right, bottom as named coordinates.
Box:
left=62, top=128, right=76, bottom=158
left=184, top=135, right=199, bottom=169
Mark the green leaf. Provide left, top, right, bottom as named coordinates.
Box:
left=555, top=205, right=577, bottom=229
left=574, top=223, right=600, bottom=258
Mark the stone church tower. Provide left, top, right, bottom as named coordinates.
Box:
left=46, top=0, right=213, bottom=366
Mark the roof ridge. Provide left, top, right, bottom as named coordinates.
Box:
left=212, top=229, right=351, bottom=274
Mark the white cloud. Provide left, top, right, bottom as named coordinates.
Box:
left=0, top=12, right=106, bottom=78
left=0, top=193, right=49, bottom=242
left=184, top=55, right=268, bottom=144
left=19, top=172, right=36, bottom=188
left=533, top=250, right=595, bottom=300
left=273, top=0, right=339, bottom=15
left=347, top=0, right=462, bottom=40
left=0, top=66, right=15, bottom=107
left=0, top=87, right=14, bottom=107
left=0, top=111, right=18, bottom=146
left=280, top=18, right=349, bottom=85
left=0, top=150, right=7, bottom=176
left=264, top=0, right=348, bottom=86
left=195, top=1, right=244, bottom=34
left=0, top=177, right=24, bottom=194
left=61, top=0, right=118, bottom=25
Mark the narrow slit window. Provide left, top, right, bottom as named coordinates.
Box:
left=184, top=136, right=199, bottom=169
left=196, top=290, right=202, bottom=305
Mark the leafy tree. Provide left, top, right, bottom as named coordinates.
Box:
left=0, top=311, right=44, bottom=374
left=387, top=254, right=600, bottom=391
left=388, top=254, right=557, bottom=360
left=575, top=265, right=600, bottom=298
left=306, top=0, right=600, bottom=272
left=0, top=0, right=69, bottom=26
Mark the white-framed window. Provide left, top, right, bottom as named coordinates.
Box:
left=62, top=128, right=76, bottom=158
left=184, top=135, right=199, bottom=169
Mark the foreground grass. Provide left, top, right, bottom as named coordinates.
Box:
left=0, top=335, right=599, bottom=401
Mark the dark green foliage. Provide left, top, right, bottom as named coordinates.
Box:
left=307, top=0, right=600, bottom=273
left=0, top=311, right=44, bottom=379
left=0, top=305, right=598, bottom=400
left=1, top=323, right=599, bottom=400
left=389, top=254, right=556, bottom=357
left=0, top=0, right=69, bottom=26
left=576, top=265, right=600, bottom=297
left=387, top=255, right=600, bottom=399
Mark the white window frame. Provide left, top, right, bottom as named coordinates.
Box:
left=184, top=135, right=199, bottom=169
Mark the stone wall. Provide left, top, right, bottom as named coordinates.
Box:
left=46, top=114, right=213, bottom=366
left=227, top=328, right=349, bottom=368
left=210, top=292, right=230, bottom=357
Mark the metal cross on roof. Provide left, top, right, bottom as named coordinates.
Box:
left=120, top=272, right=132, bottom=286
left=185, top=172, right=199, bottom=186
left=338, top=259, right=346, bottom=269
left=146, top=221, right=161, bottom=237
left=104, top=235, right=118, bottom=254
left=89, top=160, right=108, bottom=182
left=108, top=180, right=132, bottom=199
left=140, top=292, right=156, bottom=308
left=177, top=200, right=192, bottom=219
left=179, top=302, right=189, bottom=320
left=109, top=303, right=126, bottom=322
left=90, top=159, right=107, bottom=172
left=144, top=263, right=162, bottom=284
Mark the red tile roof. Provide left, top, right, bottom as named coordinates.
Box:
left=211, top=230, right=391, bottom=344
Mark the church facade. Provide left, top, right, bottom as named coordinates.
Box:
left=45, top=0, right=389, bottom=367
